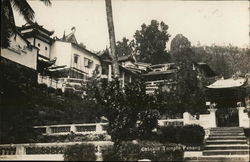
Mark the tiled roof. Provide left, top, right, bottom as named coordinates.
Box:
left=207, top=77, right=246, bottom=89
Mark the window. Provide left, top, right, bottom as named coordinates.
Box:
left=84, top=58, right=94, bottom=68
left=95, top=64, right=100, bottom=74
left=84, top=58, right=89, bottom=67
left=45, top=47, right=47, bottom=50
left=74, top=54, right=79, bottom=64
left=38, top=43, right=40, bottom=47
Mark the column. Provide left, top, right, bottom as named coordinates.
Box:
left=70, top=125, right=76, bottom=133
left=183, top=112, right=191, bottom=125
left=122, top=72, right=125, bottom=88
left=208, top=108, right=217, bottom=128
left=16, top=145, right=26, bottom=155
left=96, top=124, right=103, bottom=134
left=238, top=107, right=244, bottom=127
left=108, top=64, right=112, bottom=81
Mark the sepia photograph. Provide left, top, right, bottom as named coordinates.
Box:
left=0, top=0, right=250, bottom=161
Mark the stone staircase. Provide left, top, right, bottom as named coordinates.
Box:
left=185, top=127, right=249, bottom=162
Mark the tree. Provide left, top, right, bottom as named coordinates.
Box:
left=170, top=34, right=206, bottom=114
left=192, top=45, right=249, bottom=77
left=116, top=37, right=134, bottom=57
left=95, top=79, right=160, bottom=145
left=1, top=0, right=51, bottom=48
left=105, top=0, right=120, bottom=78
left=134, top=20, right=171, bottom=64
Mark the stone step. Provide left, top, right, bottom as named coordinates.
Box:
left=211, top=127, right=243, bottom=129
left=207, top=136, right=246, bottom=140
left=210, top=129, right=244, bottom=132
left=204, top=144, right=249, bottom=150
left=209, top=132, right=245, bottom=136
left=202, top=150, right=249, bottom=156
left=206, top=139, right=247, bottom=145
left=185, top=155, right=249, bottom=162
left=210, top=131, right=244, bottom=134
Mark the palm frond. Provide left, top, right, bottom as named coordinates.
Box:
left=11, top=0, right=35, bottom=22
left=40, top=0, right=52, bottom=6
left=6, top=0, right=18, bottom=36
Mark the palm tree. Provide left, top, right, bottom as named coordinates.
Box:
left=105, top=0, right=120, bottom=78
left=1, top=0, right=51, bottom=48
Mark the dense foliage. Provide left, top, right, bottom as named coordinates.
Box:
left=169, top=34, right=207, bottom=115
left=192, top=45, right=250, bottom=78
left=102, top=140, right=184, bottom=161
left=31, top=133, right=110, bottom=143
left=134, top=20, right=171, bottom=64
left=157, top=124, right=205, bottom=145
left=95, top=79, right=160, bottom=144
left=116, top=37, right=135, bottom=57
left=0, top=59, right=104, bottom=144
left=64, top=144, right=96, bottom=161
left=1, top=0, right=51, bottom=48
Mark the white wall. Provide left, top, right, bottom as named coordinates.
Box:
left=71, top=46, right=101, bottom=77
left=34, top=39, right=51, bottom=59
left=1, top=34, right=37, bottom=70
left=50, top=41, right=71, bottom=68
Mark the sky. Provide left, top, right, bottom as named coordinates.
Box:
left=14, top=0, right=249, bottom=52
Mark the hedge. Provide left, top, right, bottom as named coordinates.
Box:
left=157, top=124, right=205, bottom=145
left=64, top=144, right=96, bottom=161
left=102, top=141, right=184, bottom=161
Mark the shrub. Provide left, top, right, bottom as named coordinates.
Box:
left=64, top=144, right=96, bottom=161
left=176, top=125, right=205, bottom=145
left=157, top=125, right=179, bottom=143
left=102, top=141, right=184, bottom=161
left=157, top=124, right=205, bottom=146
left=102, top=146, right=122, bottom=161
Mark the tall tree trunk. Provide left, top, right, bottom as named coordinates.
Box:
left=105, top=0, right=120, bottom=78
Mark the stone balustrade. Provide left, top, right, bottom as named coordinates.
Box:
left=0, top=141, right=113, bottom=161
left=34, top=123, right=108, bottom=136
left=183, top=109, right=217, bottom=129
left=37, top=74, right=63, bottom=90
left=158, top=119, right=184, bottom=126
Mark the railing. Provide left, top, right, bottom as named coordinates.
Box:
left=158, top=119, right=184, bottom=126
left=37, top=75, right=88, bottom=94
left=34, top=123, right=108, bottom=136
left=0, top=141, right=113, bottom=161
left=37, top=74, right=63, bottom=90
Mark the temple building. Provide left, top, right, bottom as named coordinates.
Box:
left=1, top=31, right=38, bottom=70
left=17, top=22, right=56, bottom=72
left=143, top=63, right=178, bottom=94
left=99, top=51, right=145, bottom=87
left=205, top=74, right=250, bottom=127
left=50, top=30, right=102, bottom=80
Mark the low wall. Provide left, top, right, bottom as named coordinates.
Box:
left=0, top=141, right=113, bottom=161
left=238, top=107, right=250, bottom=128
left=34, top=123, right=108, bottom=136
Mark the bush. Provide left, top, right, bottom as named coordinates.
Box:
left=102, top=141, right=184, bottom=161
left=177, top=125, right=205, bottom=145
left=64, top=144, right=96, bottom=161
left=157, top=124, right=205, bottom=145
left=102, top=146, right=122, bottom=161
left=157, top=125, right=179, bottom=143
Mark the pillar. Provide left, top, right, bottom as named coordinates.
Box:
left=183, top=112, right=191, bottom=125
left=108, top=64, right=112, bottom=81
left=122, top=72, right=125, bottom=88
left=70, top=125, right=76, bottom=133
left=16, top=145, right=26, bottom=155
left=208, top=108, right=217, bottom=127
left=96, top=124, right=103, bottom=134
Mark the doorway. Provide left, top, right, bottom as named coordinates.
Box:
left=216, top=107, right=239, bottom=127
